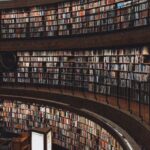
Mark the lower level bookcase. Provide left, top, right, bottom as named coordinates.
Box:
left=0, top=99, right=123, bottom=150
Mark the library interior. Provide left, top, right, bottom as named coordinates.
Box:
left=0, top=0, right=150, bottom=150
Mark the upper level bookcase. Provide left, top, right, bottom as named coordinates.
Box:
left=1, top=8, right=29, bottom=38
left=0, top=0, right=149, bottom=39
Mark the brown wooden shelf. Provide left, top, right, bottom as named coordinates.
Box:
left=0, top=0, right=65, bottom=9
left=0, top=26, right=150, bottom=52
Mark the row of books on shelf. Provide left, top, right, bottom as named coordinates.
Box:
left=0, top=99, right=123, bottom=150
left=1, top=11, right=148, bottom=26
left=12, top=68, right=150, bottom=77
left=17, top=49, right=150, bottom=64
left=45, top=15, right=57, bottom=20
left=2, top=71, right=150, bottom=86
left=29, top=27, right=45, bottom=32
left=17, top=48, right=149, bottom=56
left=1, top=1, right=147, bottom=19
left=71, top=25, right=113, bottom=34
left=72, top=0, right=145, bottom=10
left=1, top=24, right=28, bottom=28
left=1, top=29, right=26, bottom=34
left=0, top=16, right=146, bottom=30
left=15, top=66, right=150, bottom=77
left=46, top=27, right=57, bottom=32
left=1, top=34, right=26, bottom=38
left=104, top=63, right=150, bottom=73
left=1, top=12, right=29, bottom=19
left=46, top=22, right=58, bottom=27
left=1, top=18, right=29, bottom=23
left=1, top=2, right=148, bottom=18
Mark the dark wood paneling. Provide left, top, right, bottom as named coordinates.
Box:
left=0, top=0, right=66, bottom=9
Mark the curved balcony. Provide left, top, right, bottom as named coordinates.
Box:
left=0, top=93, right=138, bottom=150
left=0, top=85, right=149, bottom=149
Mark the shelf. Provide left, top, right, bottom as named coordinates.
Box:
left=0, top=0, right=149, bottom=39
left=0, top=99, right=123, bottom=150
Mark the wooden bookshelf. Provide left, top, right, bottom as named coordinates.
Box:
left=2, top=47, right=150, bottom=105
left=29, top=6, right=45, bottom=38
left=0, top=99, right=123, bottom=150
left=45, top=5, right=58, bottom=37
left=58, top=1, right=72, bottom=36
left=1, top=8, right=29, bottom=39
left=0, top=0, right=149, bottom=39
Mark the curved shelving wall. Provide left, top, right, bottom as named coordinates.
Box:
left=0, top=97, right=131, bottom=150
left=1, top=47, right=150, bottom=124
left=1, top=51, right=150, bottom=148
left=0, top=0, right=149, bottom=39
left=0, top=0, right=150, bottom=149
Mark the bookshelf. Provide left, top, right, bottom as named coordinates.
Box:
left=0, top=0, right=149, bottom=39
left=0, top=99, right=123, bottom=150
left=45, top=5, right=58, bottom=37
left=1, top=8, right=29, bottom=38
left=58, top=1, right=72, bottom=36
left=1, top=46, right=150, bottom=104
left=29, top=6, right=45, bottom=38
